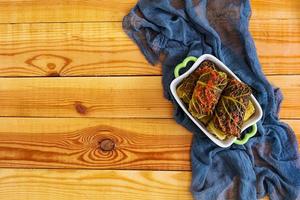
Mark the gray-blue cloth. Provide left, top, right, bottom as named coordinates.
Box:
left=122, top=0, right=300, bottom=199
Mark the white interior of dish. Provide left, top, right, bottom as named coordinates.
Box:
left=170, top=54, right=263, bottom=147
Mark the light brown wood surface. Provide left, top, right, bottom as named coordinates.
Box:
left=0, top=169, right=270, bottom=200
left=0, top=118, right=298, bottom=170
left=0, top=76, right=298, bottom=118
left=0, top=0, right=298, bottom=199
left=0, top=22, right=161, bottom=76
left=0, top=169, right=191, bottom=200
left=0, top=0, right=298, bottom=23
left=0, top=19, right=299, bottom=76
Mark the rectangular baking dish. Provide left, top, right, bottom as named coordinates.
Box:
left=170, top=54, right=263, bottom=147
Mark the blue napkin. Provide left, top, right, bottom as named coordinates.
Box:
left=122, top=0, right=300, bottom=199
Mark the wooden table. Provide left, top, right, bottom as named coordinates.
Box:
left=0, top=0, right=299, bottom=199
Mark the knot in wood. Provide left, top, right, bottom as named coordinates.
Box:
left=99, top=139, right=115, bottom=152
left=74, top=101, right=87, bottom=115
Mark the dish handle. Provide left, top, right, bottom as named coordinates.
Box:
left=174, top=56, right=198, bottom=78
left=234, top=124, right=257, bottom=145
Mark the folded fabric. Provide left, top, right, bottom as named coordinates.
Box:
left=122, top=0, right=300, bottom=199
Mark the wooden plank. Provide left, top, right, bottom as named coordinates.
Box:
left=250, top=19, right=300, bottom=75
left=0, top=118, right=297, bottom=170
left=0, top=20, right=298, bottom=76
left=0, top=76, right=298, bottom=118
left=0, top=168, right=274, bottom=200
left=250, top=0, right=300, bottom=20
left=0, top=22, right=160, bottom=76
left=0, top=77, right=172, bottom=118
left=269, top=75, right=300, bottom=119
left=0, top=0, right=133, bottom=23
left=0, top=0, right=298, bottom=23
left=0, top=169, right=192, bottom=200
left=0, top=118, right=191, bottom=170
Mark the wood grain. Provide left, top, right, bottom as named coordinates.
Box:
left=250, top=19, right=300, bottom=75
left=0, top=76, right=298, bottom=118
left=0, top=19, right=299, bottom=76
left=0, top=169, right=192, bottom=200
left=269, top=75, right=300, bottom=119
left=0, top=22, right=160, bottom=76
left=0, top=117, right=297, bottom=170
left=0, top=1, right=296, bottom=200
left=0, top=0, right=133, bottom=23
left=0, top=118, right=190, bottom=169
left=0, top=77, right=172, bottom=118
left=0, top=0, right=298, bottom=23
left=0, top=168, right=271, bottom=200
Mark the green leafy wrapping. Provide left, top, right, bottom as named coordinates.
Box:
left=188, top=65, right=228, bottom=124
left=176, top=72, right=199, bottom=104
left=212, top=79, right=252, bottom=137
left=176, top=61, right=216, bottom=104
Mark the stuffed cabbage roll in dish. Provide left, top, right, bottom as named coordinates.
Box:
left=176, top=60, right=216, bottom=104
left=207, top=98, right=255, bottom=140
left=188, top=64, right=228, bottom=124
left=176, top=72, right=199, bottom=104
left=207, top=79, right=252, bottom=139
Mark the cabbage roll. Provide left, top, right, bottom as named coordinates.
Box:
left=176, top=72, right=199, bottom=104
left=176, top=60, right=216, bottom=104
left=209, top=79, right=252, bottom=138
left=188, top=65, right=228, bottom=124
